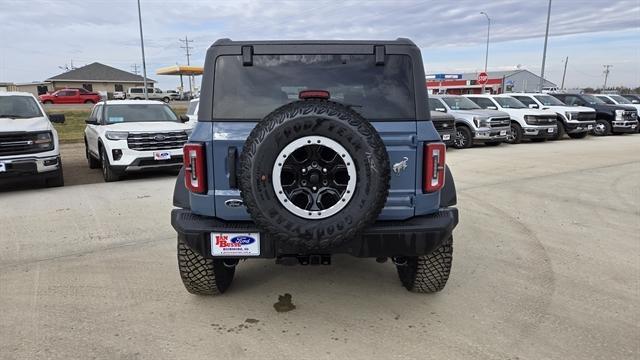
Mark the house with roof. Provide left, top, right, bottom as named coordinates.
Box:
left=14, top=62, right=156, bottom=96
left=426, top=69, right=557, bottom=95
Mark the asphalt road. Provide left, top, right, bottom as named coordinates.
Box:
left=1, top=135, right=639, bottom=360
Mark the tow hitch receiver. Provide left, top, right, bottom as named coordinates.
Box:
left=276, top=255, right=332, bottom=266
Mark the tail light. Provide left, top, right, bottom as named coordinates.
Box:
left=423, top=143, right=446, bottom=193
left=183, top=143, right=206, bottom=193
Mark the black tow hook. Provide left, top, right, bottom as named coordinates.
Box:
left=392, top=257, right=408, bottom=266
left=223, top=259, right=239, bottom=268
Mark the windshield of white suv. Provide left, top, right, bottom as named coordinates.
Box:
left=0, top=96, right=43, bottom=118
left=494, top=97, right=526, bottom=109
left=609, top=95, right=632, bottom=104
left=581, top=94, right=606, bottom=105
left=534, top=95, right=565, bottom=106
left=442, top=97, right=481, bottom=110
left=212, top=54, right=416, bottom=120
left=104, top=104, right=179, bottom=123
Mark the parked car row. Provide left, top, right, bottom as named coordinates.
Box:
left=427, top=93, right=638, bottom=149
left=38, top=87, right=184, bottom=104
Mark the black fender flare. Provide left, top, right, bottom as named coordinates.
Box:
left=441, top=165, right=457, bottom=207
left=173, top=166, right=190, bottom=209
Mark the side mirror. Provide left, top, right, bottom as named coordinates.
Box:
left=487, top=106, right=498, bottom=110
left=49, top=114, right=65, bottom=124
left=528, top=104, right=539, bottom=109
left=85, top=118, right=98, bottom=125
left=179, top=115, right=190, bottom=123
left=435, top=107, right=446, bottom=112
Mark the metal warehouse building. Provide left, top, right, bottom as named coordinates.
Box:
left=427, top=69, right=557, bottom=95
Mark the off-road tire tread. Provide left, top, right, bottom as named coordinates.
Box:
left=177, top=236, right=234, bottom=295
left=397, top=236, right=453, bottom=293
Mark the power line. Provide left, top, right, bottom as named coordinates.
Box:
left=602, top=65, right=612, bottom=89
left=130, top=64, right=139, bottom=75
left=179, top=35, right=195, bottom=96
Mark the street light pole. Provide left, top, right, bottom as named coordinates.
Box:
left=538, top=0, right=552, bottom=93
left=137, top=0, right=149, bottom=100
left=480, top=11, right=490, bottom=93
left=560, top=56, right=568, bottom=90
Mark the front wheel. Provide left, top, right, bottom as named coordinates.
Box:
left=397, top=236, right=453, bottom=293
left=568, top=132, right=588, bottom=139
left=85, top=140, right=100, bottom=169
left=43, top=100, right=53, bottom=104
left=100, top=149, right=120, bottom=182
left=177, top=235, right=235, bottom=295
left=162, top=97, right=170, bottom=103
left=453, top=126, right=472, bottom=149
left=506, top=122, right=523, bottom=144
left=553, top=122, right=565, bottom=140
left=593, top=120, right=611, bottom=136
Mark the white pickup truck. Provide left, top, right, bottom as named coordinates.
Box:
left=0, top=92, right=65, bottom=187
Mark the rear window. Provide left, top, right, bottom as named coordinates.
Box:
left=212, top=54, right=415, bottom=120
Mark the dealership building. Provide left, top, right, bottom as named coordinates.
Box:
left=12, top=62, right=155, bottom=96
left=426, top=69, right=557, bottom=95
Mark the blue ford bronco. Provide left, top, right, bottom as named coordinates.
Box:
left=171, top=39, right=459, bottom=295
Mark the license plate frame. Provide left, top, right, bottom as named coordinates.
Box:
left=153, top=151, right=171, bottom=161
left=587, top=125, right=593, bottom=130
left=211, top=232, right=261, bottom=256
left=442, top=134, right=451, bottom=141
left=499, top=130, right=507, bottom=136
left=547, top=128, right=555, bottom=133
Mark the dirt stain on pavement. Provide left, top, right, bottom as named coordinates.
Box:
left=273, top=293, right=296, bottom=312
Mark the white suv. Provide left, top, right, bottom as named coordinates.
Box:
left=127, top=87, right=171, bottom=103
left=465, top=94, right=558, bottom=144
left=0, top=92, right=65, bottom=187
left=84, top=100, right=192, bottom=182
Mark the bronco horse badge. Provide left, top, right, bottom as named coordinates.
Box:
left=392, top=157, right=409, bottom=176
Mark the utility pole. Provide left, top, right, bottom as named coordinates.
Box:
left=539, top=0, right=552, bottom=93
left=136, top=0, right=149, bottom=100
left=560, top=56, right=568, bottom=90
left=603, top=65, right=612, bottom=90
left=480, top=11, right=490, bottom=93
left=130, top=64, right=139, bottom=75
left=179, top=36, right=194, bottom=97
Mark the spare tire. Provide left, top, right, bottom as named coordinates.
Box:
left=239, top=99, right=390, bottom=251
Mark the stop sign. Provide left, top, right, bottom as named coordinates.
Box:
left=477, top=72, right=489, bottom=85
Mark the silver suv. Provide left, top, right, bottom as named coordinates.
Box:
left=429, top=95, right=510, bottom=149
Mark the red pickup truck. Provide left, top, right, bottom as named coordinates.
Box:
left=39, top=88, right=101, bottom=104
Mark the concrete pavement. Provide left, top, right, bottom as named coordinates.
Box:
left=1, top=135, right=638, bottom=359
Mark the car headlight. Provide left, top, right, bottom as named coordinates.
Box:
left=33, top=131, right=54, bottom=150
left=565, top=112, right=577, bottom=121
left=105, top=131, right=129, bottom=140
left=473, top=116, right=491, bottom=127
left=524, top=115, right=539, bottom=125
left=614, top=109, right=625, bottom=120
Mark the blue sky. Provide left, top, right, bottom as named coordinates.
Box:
left=0, top=0, right=638, bottom=91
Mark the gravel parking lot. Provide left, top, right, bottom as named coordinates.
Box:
left=1, top=135, right=638, bottom=359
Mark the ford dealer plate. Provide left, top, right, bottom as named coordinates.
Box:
left=500, top=130, right=507, bottom=136
left=0, top=162, right=6, bottom=172
left=211, top=233, right=260, bottom=256
left=547, top=128, right=554, bottom=133
left=588, top=125, right=593, bottom=130
left=442, top=134, right=450, bottom=141
left=153, top=151, right=171, bottom=161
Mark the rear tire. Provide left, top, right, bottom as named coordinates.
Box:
left=397, top=236, right=453, bottom=293
left=506, top=122, right=523, bottom=144
left=593, top=120, right=611, bottom=136
left=100, top=148, right=120, bottom=182
left=453, top=126, right=472, bottom=149
left=568, top=132, right=588, bottom=139
left=162, top=97, right=170, bottom=103
left=85, top=140, right=100, bottom=169
left=177, top=235, right=235, bottom=295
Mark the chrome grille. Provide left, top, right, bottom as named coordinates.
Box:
left=127, top=131, right=188, bottom=151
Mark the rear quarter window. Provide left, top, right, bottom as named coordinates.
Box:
left=212, top=54, right=416, bottom=120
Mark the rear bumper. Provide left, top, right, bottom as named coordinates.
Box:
left=171, top=207, right=459, bottom=258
